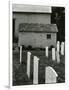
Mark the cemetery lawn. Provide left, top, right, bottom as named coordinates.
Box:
left=13, top=49, right=65, bottom=86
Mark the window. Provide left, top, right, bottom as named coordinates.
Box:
left=47, top=34, right=51, bottom=39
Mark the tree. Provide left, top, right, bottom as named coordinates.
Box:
left=51, top=7, right=65, bottom=41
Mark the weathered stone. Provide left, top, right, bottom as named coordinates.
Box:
left=27, top=52, right=31, bottom=78
left=45, top=66, right=58, bottom=83
left=33, top=56, right=39, bottom=84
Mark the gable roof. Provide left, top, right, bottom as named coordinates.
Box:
left=19, top=23, right=58, bottom=33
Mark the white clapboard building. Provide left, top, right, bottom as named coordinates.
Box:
left=12, top=4, right=58, bottom=48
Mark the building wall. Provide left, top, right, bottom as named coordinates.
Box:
left=18, top=32, right=57, bottom=48
left=13, top=13, right=51, bottom=38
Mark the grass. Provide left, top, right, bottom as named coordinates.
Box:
left=13, top=48, right=65, bottom=86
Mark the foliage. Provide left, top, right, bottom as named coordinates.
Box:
left=51, top=7, right=65, bottom=41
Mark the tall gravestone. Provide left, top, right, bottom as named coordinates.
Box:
left=52, top=48, right=56, bottom=61
left=33, top=56, right=39, bottom=84
left=45, top=66, right=58, bottom=83
left=57, top=41, right=60, bottom=52
left=56, top=51, right=60, bottom=63
left=45, top=46, right=48, bottom=57
left=27, top=52, right=31, bottom=78
left=61, top=42, right=64, bottom=55
left=20, top=46, right=22, bottom=63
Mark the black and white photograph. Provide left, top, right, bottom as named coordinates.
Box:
left=12, top=4, right=65, bottom=86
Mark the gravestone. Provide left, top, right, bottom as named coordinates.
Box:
left=27, top=52, right=31, bottom=78
left=45, top=66, right=58, bottom=83
left=57, top=41, right=60, bottom=52
left=45, top=46, right=48, bottom=57
left=61, top=42, right=64, bottom=55
left=33, top=56, right=39, bottom=84
left=52, top=48, right=56, bottom=61
left=56, top=51, right=60, bottom=63
left=20, top=46, right=22, bottom=63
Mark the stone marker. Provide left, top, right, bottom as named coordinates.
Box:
left=57, top=41, right=60, bottom=52
left=33, top=56, right=39, bottom=84
left=61, top=42, right=64, bottom=55
left=20, top=46, right=22, bottom=63
left=27, top=52, right=31, bottom=78
left=45, top=66, right=58, bottom=83
left=52, top=48, right=56, bottom=61
left=56, top=51, right=60, bottom=63
left=45, top=46, right=48, bottom=57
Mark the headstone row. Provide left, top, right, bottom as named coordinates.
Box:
left=57, top=41, right=65, bottom=55
left=27, top=52, right=39, bottom=84
left=19, top=41, right=64, bottom=64
left=45, top=46, right=60, bottom=63
left=26, top=51, right=58, bottom=84
left=45, top=42, right=64, bottom=63
left=19, top=43, right=65, bottom=84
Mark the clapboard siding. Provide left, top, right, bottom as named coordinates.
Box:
left=18, top=32, right=56, bottom=48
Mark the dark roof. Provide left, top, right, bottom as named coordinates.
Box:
left=19, top=23, right=58, bottom=32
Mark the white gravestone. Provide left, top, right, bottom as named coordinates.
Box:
left=45, top=46, right=48, bottom=57
left=61, top=42, right=64, bottom=55
left=52, top=48, right=56, bottom=61
left=45, top=66, right=58, bottom=83
left=56, top=51, right=60, bottom=63
left=20, top=46, right=22, bottom=63
left=27, top=52, right=31, bottom=78
left=57, top=41, right=60, bottom=52
left=33, top=56, right=39, bottom=84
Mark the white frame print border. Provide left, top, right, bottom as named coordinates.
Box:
left=9, top=0, right=69, bottom=89
left=9, top=1, right=13, bottom=88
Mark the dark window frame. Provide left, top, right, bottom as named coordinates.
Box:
left=47, top=34, right=51, bottom=39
